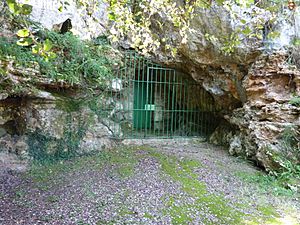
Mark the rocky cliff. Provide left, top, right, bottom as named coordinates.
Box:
left=144, top=3, right=300, bottom=170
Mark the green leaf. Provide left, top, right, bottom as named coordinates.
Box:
left=293, top=38, right=300, bottom=46
left=256, top=33, right=263, bottom=40
left=108, top=13, right=116, bottom=21
left=58, top=5, right=63, bottom=12
left=240, top=19, right=247, bottom=24
left=32, top=45, right=40, bottom=54
left=17, top=37, right=33, bottom=46
left=267, top=31, right=280, bottom=40
left=242, top=26, right=251, bottom=35
left=43, top=39, right=53, bottom=51
left=7, top=0, right=20, bottom=14
left=17, top=29, right=30, bottom=38
left=257, top=24, right=264, bottom=29
left=6, top=0, right=32, bottom=15
left=215, top=0, right=225, bottom=6
left=20, top=4, right=33, bottom=15
left=48, top=52, right=57, bottom=59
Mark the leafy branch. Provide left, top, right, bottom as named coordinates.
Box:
left=6, top=0, right=56, bottom=61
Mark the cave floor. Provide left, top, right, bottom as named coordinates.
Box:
left=0, top=140, right=300, bottom=225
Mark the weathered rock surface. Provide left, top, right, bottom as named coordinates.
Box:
left=146, top=3, right=300, bottom=170
left=0, top=90, right=117, bottom=160
left=210, top=53, right=300, bottom=170
left=19, top=0, right=109, bottom=39
left=154, top=4, right=298, bottom=110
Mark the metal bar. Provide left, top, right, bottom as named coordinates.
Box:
left=163, top=69, right=166, bottom=137
left=132, top=52, right=135, bottom=136
left=197, top=89, right=201, bottom=135
left=106, top=50, right=216, bottom=139
left=154, top=68, right=158, bottom=137
left=201, top=88, right=204, bottom=135
left=186, top=80, right=190, bottom=137
left=171, top=70, right=176, bottom=137
left=137, top=53, right=141, bottom=138
left=193, top=85, right=197, bottom=136
left=178, top=76, right=182, bottom=138
left=167, top=71, right=171, bottom=137
left=173, top=72, right=178, bottom=136
left=148, top=68, right=157, bottom=136
left=158, top=70, right=161, bottom=137
left=145, top=66, right=149, bottom=138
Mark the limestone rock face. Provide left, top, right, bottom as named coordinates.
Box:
left=0, top=92, right=116, bottom=160
left=211, top=53, right=300, bottom=170
left=149, top=4, right=298, bottom=111
left=19, top=0, right=108, bottom=39
left=147, top=3, right=300, bottom=170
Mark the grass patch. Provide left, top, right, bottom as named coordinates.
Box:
left=236, top=171, right=296, bottom=197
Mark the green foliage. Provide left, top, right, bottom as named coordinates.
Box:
left=0, top=30, right=118, bottom=88
left=292, top=38, right=300, bottom=46
left=106, top=0, right=289, bottom=56
left=5, top=0, right=56, bottom=60
left=6, top=0, right=32, bottom=15
left=289, top=96, right=300, bottom=107
left=41, top=31, right=117, bottom=87
left=260, top=127, right=300, bottom=193
left=0, top=37, right=37, bottom=65
left=281, top=126, right=300, bottom=156
left=236, top=171, right=296, bottom=196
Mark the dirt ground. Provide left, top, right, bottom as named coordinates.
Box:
left=0, top=139, right=299, bottom=225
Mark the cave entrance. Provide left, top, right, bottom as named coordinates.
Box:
left=102, top=51, right=218, bottom=139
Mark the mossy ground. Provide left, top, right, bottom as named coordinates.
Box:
left=26, top=146, right=139, bottom=185
left=3, top=144, right=300, bottom=224
left=148, top=150, right=292, bottom=225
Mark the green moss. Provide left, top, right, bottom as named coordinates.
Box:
left=149, top=151, right=243, bottom=224
left=257, top=206, right=280, bottom=218
left=149, top=150, right=289, bottom=225
left=106, top=147, right=139, bottom=178
left=27, top=113, right=88, bottom=162
left=55, top=97, right=85, bottom=113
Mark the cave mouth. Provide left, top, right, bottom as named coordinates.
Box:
left=100, top=51, right=220, bottom=139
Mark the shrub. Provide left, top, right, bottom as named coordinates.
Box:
left=0, top=30, right=120, bottom=89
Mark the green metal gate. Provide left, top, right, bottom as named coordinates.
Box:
left=100, top=51, right=218, bottom=139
